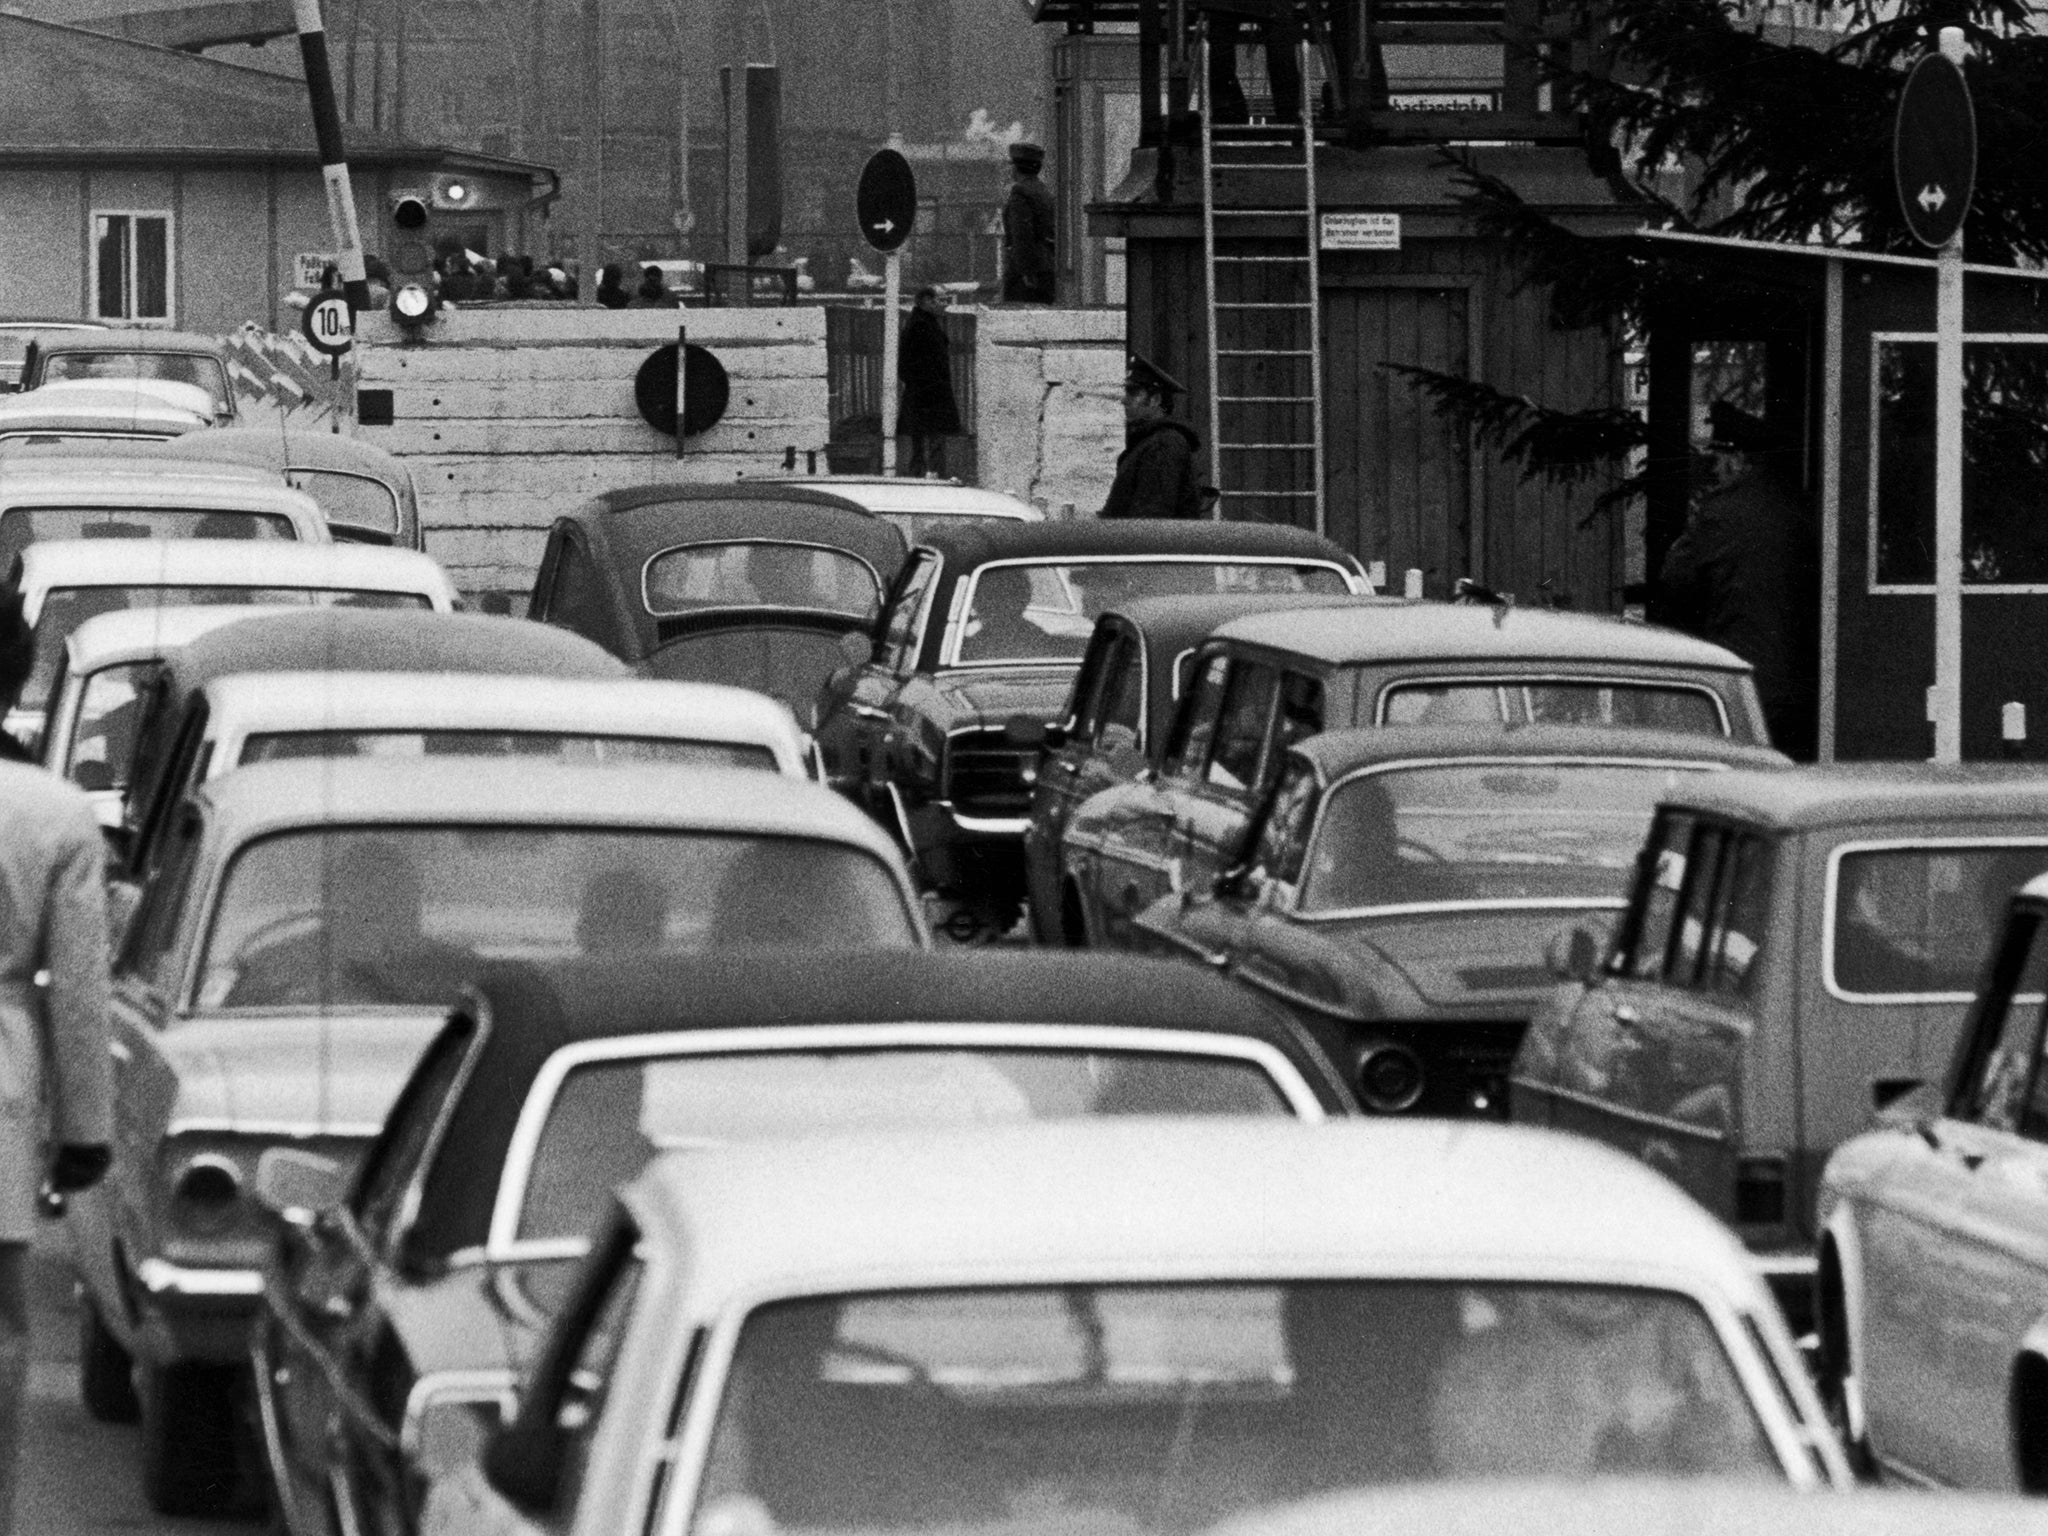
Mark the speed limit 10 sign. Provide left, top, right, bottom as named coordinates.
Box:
left=302, top=289, right=354, bottom=356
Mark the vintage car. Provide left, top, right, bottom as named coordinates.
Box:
left=69, top=756, right=926, bottom=1515
left=527, top=484, right=909, bottom=721
left=1021, top=593, right=1394, bottom=944
left=0, top=378, right=214, bottom=446
left=420, top=1118, right=1844, bottom=1536
left=0, top=318, right=104, bottom=390
left=1128, top=724, right=1788, bottom=1118
left=1511, top=765, right=2048, bottom=1330
left=0, top=461, right=330, bottom=565
left=251, top=948, right=1349, bottom=1536
left=816, top=519, right=1369, bottom=935
left=1814, top=870, right=2048, bottom=1490
left=39, top=606, right=297, bottom=827
left=4, top=539, right=460, bottom=751
left=1060, top=601, right=1768, bottom=949
left=117, top=608, right=629, bottom=881
left=158, top=425, right=425, bottom=548
left=20, top=327, right=237, bottom=422
left=753, top=476, right=1043, bottom=543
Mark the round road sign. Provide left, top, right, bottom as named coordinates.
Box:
left=634, top=343, right=732, bottom=438
left=1895, top=51, right=1976, bottom=249
left=302, top=289, right=355, bottom=356
left=857, top=149, right=917, bottom=253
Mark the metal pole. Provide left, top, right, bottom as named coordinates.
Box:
left=1818, top=256, right=1843, bottom=763
left=1932, top=25, right=1967, bottom=762
left=578, top=0, right=605, bottom=302
left=292, top=0, right=371, bottom=315
left=881, top=245, right=901, bottom=474
left=676, top=321, right=688, bottom=460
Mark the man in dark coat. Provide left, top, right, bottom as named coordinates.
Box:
left=898, top=287, right=962, bottom=477
left=1101, top=355, right=1204, bottom=520
left=1001, top=143, right=1057, bottom=304
left=1658, top=402, right=1820, bottom=759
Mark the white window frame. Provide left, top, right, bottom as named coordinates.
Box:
left=90, top=209, right=175, bottom=326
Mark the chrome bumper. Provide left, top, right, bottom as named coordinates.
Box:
left=937, top=803, right=1030, bottom=836
left=135, top=1257, right=265, bottom=1298
left=1750, top=1250, right=1819, bottom=1281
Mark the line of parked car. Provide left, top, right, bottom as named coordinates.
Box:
left=7, top=360, right=2048, bottom=1530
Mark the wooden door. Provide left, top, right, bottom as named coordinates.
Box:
left=1321, top=282, right=1472, bottom=592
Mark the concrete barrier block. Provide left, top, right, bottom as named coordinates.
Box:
left=377, top=417, right=825, bottom=457
left=976, top=306, right=1125, bottom=346
left=1042, top=343, right=1127, bottom=388
left=358, top=342, right=824, bottom=385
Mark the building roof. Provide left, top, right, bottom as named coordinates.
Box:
left=1213, top=603, right=1753, bottom=671
left=629, top=1119, right=1772, bottom=1308
left=1663, top=763, right=2048, bottom=831
left=0, top=13, right=551, bottom=176
left=1294, top=723, right=1792, bottom=780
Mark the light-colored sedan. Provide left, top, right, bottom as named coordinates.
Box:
left=1816, top=869, right=2048, bottom=1491
left=0, top=461, right=330, bottom=563
left=69, top=757, right=926, bottom=1516
left=4, top=537, right=458, bottom=746
left=421, top=1119, right=1847, bottom=1536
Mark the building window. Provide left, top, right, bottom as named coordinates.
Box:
left=92, top=212, right=172, bottom=323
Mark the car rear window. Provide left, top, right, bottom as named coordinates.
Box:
left=38, top=351, right=231, bottom=414
left=643, top=541, right=881, bottom=620
left=692, top=1281, right=1777, bottom=1535
left=514, top=1048, right=1295, bottom=1246
left=24, top=585, right=431, bottom=710
left=238, top=729, right=777, bottom=772
left=289, top=470, right=400, bottom=536
left=1831, top=843, right=2048, bottom=997
left=1380, top=679, right=1726, bottom=735
left=0, top=506, right=296, bottom=564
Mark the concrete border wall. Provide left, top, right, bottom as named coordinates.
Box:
left=971, top=307, right=1125, bottom=518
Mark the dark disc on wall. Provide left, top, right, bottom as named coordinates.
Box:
left=634, top=343, right=732, bottom=437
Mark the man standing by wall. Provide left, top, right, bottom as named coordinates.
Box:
left=1101, top=356, right=1204, bottom=520
left=0, top=591, right=113, bottom=1535
left=1001, top=142, right=1057, bottom=304
left=899, top=287, right=962, bottom=477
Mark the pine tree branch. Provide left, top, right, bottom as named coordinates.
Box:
left=1386, top=365, right=1647, bottom=488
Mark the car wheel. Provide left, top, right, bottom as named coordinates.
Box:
left=78, top=1297, right=139, bottom=1423
left=139, top=1359, right=243, bottom=1515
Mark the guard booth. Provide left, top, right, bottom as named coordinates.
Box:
left=1625, top=230, right=2048, bottom=763
left=1034, top=0, right=1642, bottom=609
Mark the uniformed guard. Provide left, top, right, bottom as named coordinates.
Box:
left=1101, top=355, right=1204, bottom=521
left=1001, top=142, right=1057, bottom=304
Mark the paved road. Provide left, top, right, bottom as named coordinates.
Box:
left=18, top=1224, right=253, bottom=1536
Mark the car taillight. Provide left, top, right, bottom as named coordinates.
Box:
left=1736, top=1155, right=1788, bottom=1226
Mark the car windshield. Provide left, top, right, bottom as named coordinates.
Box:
left=1832, top=844, right=2048, bottom=997
left=239, top=729, right=777, bottom=772
left=0, top=507, right=296, bottom=565
left=23, top=586, right=431, bottom=711
left=38, top=351, right=231, bottom=413
left=1301, top=762, right=1698, bottom=912
left=289, top=470, right=400, bottom=536
left=1381, top=680, right=1726, bottom=735
left=64, top=660, right=156, bottom=790
left=196, top=828, right=917, bottom=1011
left=883, top=512, right=1030, bottom=544
left=516, top=1049, right=1294, bottom=1248
left=956, top=561, right=1353, bottom=666
left=692, top=1281, right=1776, bottom=1536
left=644, top=541, right=881, bottom=620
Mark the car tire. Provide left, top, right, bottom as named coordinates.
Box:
left=139, top=1359, right=242, bottom=1515
left=78, top=1297, right=139, bottom=1423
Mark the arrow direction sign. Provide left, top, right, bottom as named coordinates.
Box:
left=857, top=149, right=916, bottom=254
left=1919, top=183, right=1947, bottom=213
left=1895, top=52, right=1975, bottom=248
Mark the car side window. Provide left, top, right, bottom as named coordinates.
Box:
left=353, top=1013, right=480, bottom=1257
left=1952, top=912, right=2048, bottom=1134
left=1702, top=833, right=1772, bottom=996
left=1622, top=812, right=1697, bottom=980
left=1096, top=634, right=1143, bottom=746
left=1062, top=628, right=1117, bottom=743
left=546, top=1215, right=645, bottom=1518
left=1274, top=672, right=1324, bottom=757
left=1164, top=653, right=1230, bottom=778
left=1251, top=757, right=1320, bottom=891
left=1206, top=661, right=1278, bottom=793
left=1667, top=825, right=1731, bottom=986
left=117, top=806, right=203, bottom=997
left=877, top=552, right=939, bottom=673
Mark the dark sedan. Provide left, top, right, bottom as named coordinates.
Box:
left=250, top=949, right=1350, bottom=1536
left=1132, top=723, right=1788, bottom=1118
left=816, top=518, right=1369, bottom=936
left=526, top=484, right=907, bottom=722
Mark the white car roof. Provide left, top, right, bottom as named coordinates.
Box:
left=17, top=540, right=458, bottom=608
left=62, top=605, right=304, bottom=671
left=0, top=378, right=214, bottom=426
left=757, top=477, right=1043, bottom=520
left=629, top=1120, right=1774, bottom=1311
left=201, top=673, right=808, bottom=770
left=0, top=469, right=328, bottom=535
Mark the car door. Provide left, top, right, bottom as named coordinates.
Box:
left=1853, top=907, right=2048, bottom=1489
left=817, top=551, right=937, bottom=812
left=529, top=525, right=617, bottom=653
left=1025, top=624, right=1143, bottom=941
left=1080, top=649, right=1232, bottom=948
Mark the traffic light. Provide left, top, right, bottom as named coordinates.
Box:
left=389, top=190, right=433, bottom=277
left=388, top=278, right=441, bottom=335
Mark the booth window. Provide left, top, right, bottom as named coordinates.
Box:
left=92, top=212, right=172, bottom=324
left=1871, top=336, right=2048, bottom=590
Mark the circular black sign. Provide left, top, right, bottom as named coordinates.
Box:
left=857, top=149, right=917, bottom=253
left=634, top=344, right=732, bottom=437
left=1895, top=52, right=1976, bottom=249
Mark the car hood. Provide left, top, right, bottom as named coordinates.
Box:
left=165, top=1009, right=445, bottom=1132
left=1313, top=905, right=1624, bottom=1013
left=927, top=665, right=1078, bottom=728
left=383, top=1256, right=580, bottom=1384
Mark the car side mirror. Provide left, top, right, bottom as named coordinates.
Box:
left=252, top=1146, right=349, bottom=1232
left=1546, top=923, right=1602, bottom=983
left=837, top=629, right=874, bottom=668
left=72, top=761, right=114, bottom=794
